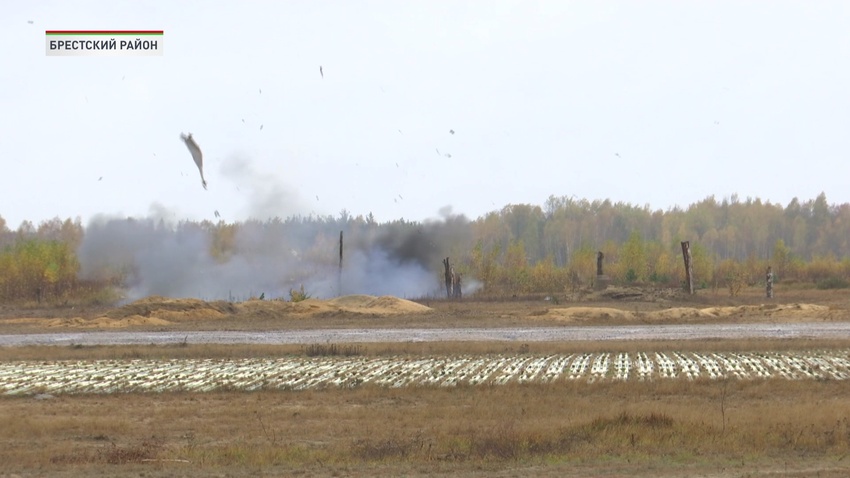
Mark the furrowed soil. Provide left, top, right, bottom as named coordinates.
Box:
left=1, top=285, right=850, bottom=477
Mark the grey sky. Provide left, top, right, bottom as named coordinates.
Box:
left=3, top=1, right=849, bottom=229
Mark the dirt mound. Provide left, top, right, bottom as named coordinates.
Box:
left=541, top=303, right=831, bottom=323
left=545, top=307, right=636, bottom=321
left=43, top=315, right=172, bottom=328
left=232, top=295, right=432, bottom=319
left=327, top=295, right=377, bottom=307
left=108, top=296, right=237, bottom=321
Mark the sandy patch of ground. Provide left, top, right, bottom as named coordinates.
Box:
left=9, top=295, right=435, bottom=329
left=542, top=303, right=832, bottom=323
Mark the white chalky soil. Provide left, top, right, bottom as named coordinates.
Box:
left=2, top=350, right=850, bottom=395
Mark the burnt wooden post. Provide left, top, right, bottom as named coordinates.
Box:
left=681, top=241, right=694, bottom=294
left=594, top=251, right=609, bottom=291
left=451, top=267, right=462, bottom=299
left=766, top=266, right=774, bottom=299
left=338, top=231, right=343, bottom=296
left=442, top=257, right=452, bottom=299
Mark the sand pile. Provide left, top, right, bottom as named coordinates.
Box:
left=542, top=303, right=831, bottom=323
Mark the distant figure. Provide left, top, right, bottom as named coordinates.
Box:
left=319, top=66, right=324, bottom=78
left=180, top=133, right=207, bottom=190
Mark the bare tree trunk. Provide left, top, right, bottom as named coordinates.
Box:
left=442, top=257, right=452, bottom=299
left=766, top=266, right=774, bottom=299
left=451, top=267, right=462, bottom=299
left=681, top=241, right=694, bottom=295
left=596, top=251, right=604, bottom=276
left=338, top=231, right=343, bottom=297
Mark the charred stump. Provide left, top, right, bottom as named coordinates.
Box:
left=451, top=267, right=462, bottom=299
left=442, top=257, right=452, bottom=299
left=766, top=266, right=774, bottom=299
left=594, top=251, right=609, bottom=290
left=681, top=241, right=694, bottom=295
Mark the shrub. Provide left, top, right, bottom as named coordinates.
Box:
left=815, top=277, right=850, bottom=290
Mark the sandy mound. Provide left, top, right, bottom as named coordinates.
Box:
left=42, top=315, right=172, bottom=328
left=541, top=303, right=831, bottom=323
left=545, top=307, right=637, bottom=321
left=228, top=295, right=432, bottom=320
left=108, top=296, right=236, bottom=322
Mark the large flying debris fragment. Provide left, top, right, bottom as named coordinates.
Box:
left=180, top=132, right=207, bottom=190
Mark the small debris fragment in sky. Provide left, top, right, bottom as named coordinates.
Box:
left=614, top=153, right=620, bottom=158
left=259, top=88, right=262, bottom=94
left=27, top=20, right=34, bottom=24
left=436, top=148, right=441, bottom=155
left=260, top=124, right=263, bottom=130
left=316, top=195, right=319, bottom=201
left=214, top=210, right=220, bottom=218
left=449, top=129, right=455, bottom=135
left=98, top=176, right=102, bottom=181
left=319, top=66, right=323, bottom=78
left=444, top=153, right=452, bottom=158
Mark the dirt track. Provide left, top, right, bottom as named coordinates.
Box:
left=2, top=321, right=850, bottom=346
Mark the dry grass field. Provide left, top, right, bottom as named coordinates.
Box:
left=2, top=285, right=850, bottom=477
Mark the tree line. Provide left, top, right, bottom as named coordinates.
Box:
left=1, top=192, right=849, bottom=303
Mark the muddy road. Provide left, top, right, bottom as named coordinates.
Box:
left=2, top=322, right=850, bottom=347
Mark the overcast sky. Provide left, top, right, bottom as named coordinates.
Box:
left=2, top=1, right=849, bottom=229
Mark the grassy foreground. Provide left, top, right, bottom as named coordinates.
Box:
left=2, top=378, right=850, bottom=477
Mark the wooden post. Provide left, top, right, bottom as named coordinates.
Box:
left=766, top=266, right=774, bottom=299
left=451, top=267, right=462, bottom=299
left=338, top=231, right=343, bottom=296
left=594, top=251, right=609, bottom=291
left=443, top=257, right=452, bottom=299
left=681, top=241, right=694, bottom=294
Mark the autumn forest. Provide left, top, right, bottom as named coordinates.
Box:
left=2, top=192, right=850, bottom=304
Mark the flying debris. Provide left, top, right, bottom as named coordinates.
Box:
left=319, top=66, right=323, bottom=78
left=444, top=153, right=452, bottom=158
left=396, top=162, right=399, bottom=167
left=259, top=88, right=262, bottom=94
left=214, top=210, right=221, bottom=218
left=714, top=120, right=720, bottom=125
left=180, top=133, right=207, bottom=190
left=316, top=195, right=319, bottom=201
left=98, top=176, right=102, bottom=181
left=436, top=148, right=441, bottom=155
left=241, top=119, right=245, bottom=123
left=122, top=75, right=125, bottom=81
left=449, top=129, right=455, bottom=135
left=260, top=124, right=263, bottom=130
left=614, top=153, right=621, bottom=158
left=398, top=129, right=403, bottom=134
left=399, top=194, right=403, bottom=199
left=27, top=20, right=34, bottom=24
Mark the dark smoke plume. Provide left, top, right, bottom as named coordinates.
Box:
left=77, top=155, right=478, bottom=301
